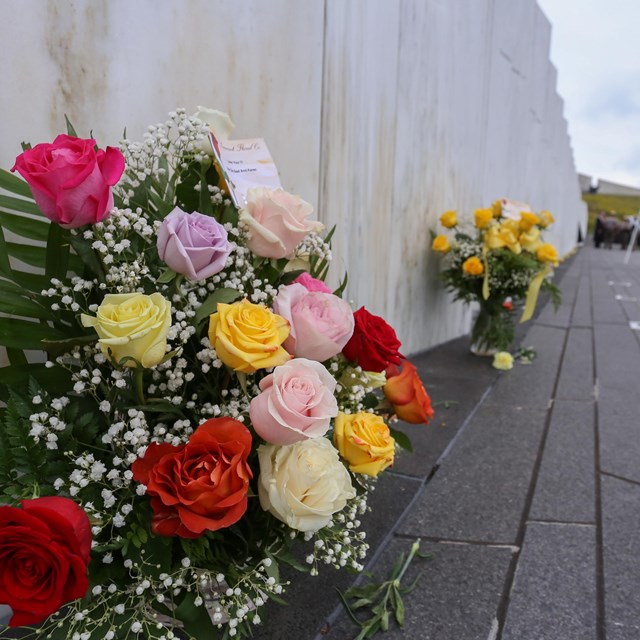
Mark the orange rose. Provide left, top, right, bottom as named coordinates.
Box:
left=384, top=360, right=434, bottom=424
left=132, top=418, right=253, bottom=538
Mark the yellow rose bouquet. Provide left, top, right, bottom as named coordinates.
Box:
left=432, top=201, right=561, bottom=354
left=0, top=109, right=434, bottom=639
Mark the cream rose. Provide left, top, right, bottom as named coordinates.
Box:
left=194, top=106, right=235, bottom=140
left=239, top=188, right=324, bottom=259
left=258, top=438, right=355, bottom=532
left=81, top=292, right=171, bottom=368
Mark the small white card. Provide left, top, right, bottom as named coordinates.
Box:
left=499, top=198, right=532, bottom=220
left=209, top=133, right=282, bottom=207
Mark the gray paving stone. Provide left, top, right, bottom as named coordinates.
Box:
left=530, top=401, right=595, bottom=523
left=619, top=300, right=640, bottom=322
left=556, top=328, right=595, bottom=401
left=594, top=323, right=640, bottom=394
left=572, top=275, right=593, bottom=326
left=594, top=299, right=629, bottom=324
left=536, top=302, right=573, bottom=328
left=502, top=522, right=597, bottom=640
left=397, top=404, right=547, bottom=543
left=598, top=387, right=640, bottom=485
left=253, top=473, right=421, bottom=640
left=485, top=324, right=566, bottom=409
left=327, top=538, right=513, bottom=640
left=392, top=371, right=495, bottom=477
left=602, top=475, right=640, bottom=640
left=410, top=335, right=498, bottom=381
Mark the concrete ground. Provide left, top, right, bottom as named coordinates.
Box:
left=2, top=246, right=640, bottom=639
left=257, top=245, right=640, bottom=640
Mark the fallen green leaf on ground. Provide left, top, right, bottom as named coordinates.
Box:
left=336, top=539, right=433, bottom=639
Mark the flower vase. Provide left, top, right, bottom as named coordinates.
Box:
left=470, top=300, right=514, bottom=356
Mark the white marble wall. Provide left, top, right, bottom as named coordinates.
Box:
left=0, top=0, right=586, bottom=356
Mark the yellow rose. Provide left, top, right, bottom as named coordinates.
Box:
left=432, top=235, right=451, bottom=253
left=493, top=351, right=514, bottom=371
left=439, top=210, right=457, bottom=228
left=484, top=225, right=504, bottom=249
left=492, top=199, right=503, bottom=218
left=333, top=411, right=394, bottom=478
left=474, top=208, right=494, bottom=229
left=462, top=256, right=484, bottom=276
left=498, top=221, right=521, bottom=254
left=520, top=226, right=543, bottom=252
left=208, top=299, right=291, bottom=373
left=519, top=212, right=541, bottom=231
left=538, top=210, right=555, bottom=228
left=536, top=243, right=559, bottom=266
left=81, top=292, right=171, bottom=368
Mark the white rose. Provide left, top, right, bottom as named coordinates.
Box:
left=193, top=106, right=235, bottom=155
left=258, top=438, right=355, bottom=532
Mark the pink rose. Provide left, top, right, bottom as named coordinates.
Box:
left=11, top=134, right=124, bottom=228
left=273, top=283, right=354, bottom=361
left=293, top=272, right=332, bottom=294
left=250, top=358, right=338, bottom=445
left=157, top=207, right=232, bottom=281
left=239, top=188, right=324, bottom=259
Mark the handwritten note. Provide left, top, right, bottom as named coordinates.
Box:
left=499, top=198, right=532, bottom=220
left=209, top=133, right=282, bottom=206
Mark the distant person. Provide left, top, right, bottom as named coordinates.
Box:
left=603, top=213, right=617, bottom=249
left=618, top=218, right=631, bottom=249
left=594, top=211, right=605, bottom=248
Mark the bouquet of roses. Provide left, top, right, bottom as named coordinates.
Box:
left=431, top=201, right=561, bottom=353
left=0, top=108, right=433, bottom=640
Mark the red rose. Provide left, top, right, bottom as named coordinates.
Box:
left=342, top=307, right=402, bottom=372
left=12, top=134, right=125, bottom=228
left=384, top=360, right=434, bottom=424
left=0, top=497, right=91, bottom=627
left=132, top=418, right=253, bottom=538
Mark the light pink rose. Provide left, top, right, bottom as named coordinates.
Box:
left=11, top=134, right=124, bottom=228
left=157, top=207, right=232, bottom=281
left=273, top=283, right=354, bottom=361
left=239, top=188, right=323, bottom=259
left=293, top=272, right=332, bottom=294
left=249, top=358, right=338, bottom=445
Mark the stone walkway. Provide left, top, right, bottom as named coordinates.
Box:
left=3, top=246, right=640, bottom=639
left=258, top=246, right=640, bottom=640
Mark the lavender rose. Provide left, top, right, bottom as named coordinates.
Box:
left=249, top=358, right=338, bottom=445
left=273, top=283, right=354, bottom=362
left=157, top=207, right=232, bottom=281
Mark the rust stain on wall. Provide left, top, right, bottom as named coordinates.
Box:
left=45, top=0, right=109, bottom=135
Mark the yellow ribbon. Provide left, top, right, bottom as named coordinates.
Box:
left=482, top=247, right=490, bottom=300
left=520, top=265, right=551, bottom=323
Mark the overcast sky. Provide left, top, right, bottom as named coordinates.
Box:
left=537, top=0, right=640, bottom=187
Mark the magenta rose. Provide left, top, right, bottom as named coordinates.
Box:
left=0, top=496, right=91, bottom=627
left=293, top=272, right=332, bottom=294
left=249, top=358, right=338, bottom=445
left=11, top=134, right=124, bottom=228
left=273, top=283, right=354, bottom=362
left=239, top=187, right=324, bottom=259
left=157, top=207, right=232, bottom=281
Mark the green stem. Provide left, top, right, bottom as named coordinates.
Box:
left=134, top=367, right=146, bottom=405
left=396, top=539, right=421, bottom=583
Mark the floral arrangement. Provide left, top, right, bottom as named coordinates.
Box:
left=431, top=201, right=561, bottom=354
left=0, top=108, right=433, bottom=639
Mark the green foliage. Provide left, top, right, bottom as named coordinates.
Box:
left=337, top=539, right=432, bottom=639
